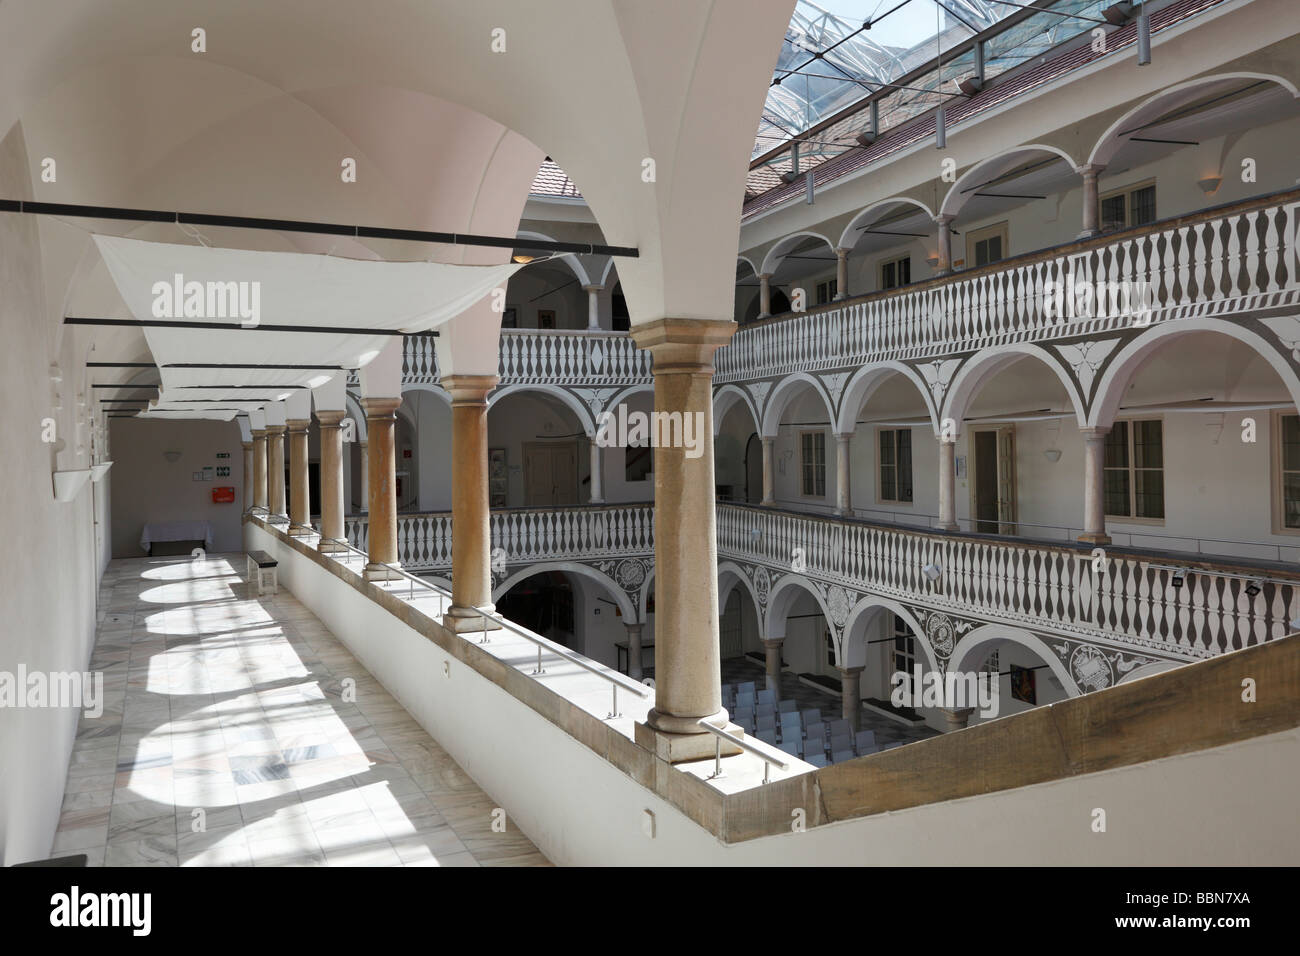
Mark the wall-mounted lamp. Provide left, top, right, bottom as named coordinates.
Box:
left=926, top=255, right=940, bottom=268
left=1245, top=579, right=1263, bottom=597
left=163, top=449, right=182, bottom=463
left=511, top=254, right=535, bottom=264
left=922, top=562, right=942, bottom=582
left=1170, top=568, right=1188, bottom=588
left=1043, top=448, right=1062, bottom=462
left=1197, top=176, right=1223, bottom=195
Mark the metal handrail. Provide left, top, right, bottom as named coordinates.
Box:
left=697, top=719, right=791, bottom=785
left=314, top=532, right=649, bottom=718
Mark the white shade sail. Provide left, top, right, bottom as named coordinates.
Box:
left=93, top=234, right=526, bottom=419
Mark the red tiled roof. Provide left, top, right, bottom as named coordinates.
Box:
left=741, top=0, right=1227, bottom=220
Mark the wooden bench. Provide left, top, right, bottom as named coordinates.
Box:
left=246, top=550, right=279, bottom=596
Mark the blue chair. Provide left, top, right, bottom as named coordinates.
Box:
left=778, top=698, right=798, bottom=714
left=855, top=730, right=876, bottom=753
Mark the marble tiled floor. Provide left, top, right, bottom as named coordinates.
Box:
left=51, top=555, right=549, bottom=867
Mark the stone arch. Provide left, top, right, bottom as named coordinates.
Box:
left=760, top=372, right=835, bottom=439
left=947, top=623, right=1082, bottom=698
left=838, top=197, right=936, bottom=251
left=717, top=561, right=763, bottom=630
left=840, top=597, right=936, bottom=674
left=1088, top=72, right=1300, bottom=168
left=638, top=567, right=655, bottom=622
left=941, top=344, right=1087, bottom=434
left=764, top=574, right=836, bottom=663
left=493, top=561, right=636, bottom=622
left=1088, top=318, right=1300, bottom=427
left=599, top=258, right=619, bottom=288
left=714, top=384, right=760, bottom=437
left=488, top=383, right=596, bottom=436
left=737, top=255, right=759, bottom=278
left=759, top=230, right=836, bottom=276
left=836, top=361, right=939, bottom=435
left=516, top=231, right=593, bottom=286
left=606, top=383, right=654, bottom=416
left=400, top=382, right=452, bottom=406
left=939, top=144, right=1081, bottom=220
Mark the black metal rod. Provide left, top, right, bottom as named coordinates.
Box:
left=87, top=361, right=158, bottom=368
left=163, top=362, right=347, bottom=369
left=0, top=198, right=638, bottom=258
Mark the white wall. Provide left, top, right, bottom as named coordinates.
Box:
left=0, top=125, right=103, bottom=866
left=108, top=418, right=245, bottom=557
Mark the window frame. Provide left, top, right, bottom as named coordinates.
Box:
left=815, top=277, right=838, bottom=305
left=878, top=254, right=912, bottom=291
left=799, top=429, right=827, bottom=499
left=1103, top=416, right=1166, bottom=525
left=875, top=426, right=914, bottom=505
left=1270, top=409, right=1300, bottom=535
left=892, top=614, right=916, bottom=680
left=964, top=221, right=1009, bottom=269
left=1099, top=178, right=1157, bottom=232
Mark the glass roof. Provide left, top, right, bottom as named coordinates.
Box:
left=752, top=0, right=1114, bottom=193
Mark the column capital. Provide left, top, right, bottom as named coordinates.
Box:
left=934, top=213, right=955, bottom=225
left=360, top=396, right=402, bottom=418
left=761, top=636, right=785, bottom=649
left=1079, top=424, right=1111, bottom=439
left=285, top=418, right=311, bottom=433
left=440, top=374, right=500, bottom=404
left=241, top=440, right=252, bottom=450
left=265, top=423, right=285, bottom=435
left=581, top=284, right=603, bottom=294
left=252, top=428, right=268, bottom=439
left=838, top=665, right=865, bottom=678
left=632, top=318, right=736, bottom=373
left=759, top=272, right=773, bottom=281
left=315, top=410, right=346, bottom=428
left=835, top=247, right=850, bottom=259
left=1075, top=162, right=1107, bottom=177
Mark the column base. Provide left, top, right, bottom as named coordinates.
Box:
left=364, top=562, right=403, bottom=582
left=635, top=713, right=743, bottom=764
left=1077, top=531, right=1112, bottom=545
left=1076, top=229, right=1099, bottom=240
left=317, top=538, right=350, bottom=554
left=937, top=521, right=959, bottom=532
left=761, top=498, right=775, bottom=507
left=443, top=605, right=503, bottom=633
left=288, top=524, right=315, bottom=538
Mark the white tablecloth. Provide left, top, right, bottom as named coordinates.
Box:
left=139, top=521, right=215, bottom=552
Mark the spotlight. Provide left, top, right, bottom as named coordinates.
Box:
left=855, top=131, right=877, bottom=147
left=1197, top=176, right=1222, bottom=195
left=1245, top=579, right=1263, bottom=597
left=1136, top=11, right=1151, bottom=66
left=922, top=563, right=942, bottom=582
left=935, top=107, right=947, bottom=149
left=1170, top=568, right=1187, bottom=588
left=957, top=76, right=983, bottom=97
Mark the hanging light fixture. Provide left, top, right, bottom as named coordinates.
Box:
left=936, top=107, right=947, bottom=149
left=1137, top=4, right=1152, bottom=65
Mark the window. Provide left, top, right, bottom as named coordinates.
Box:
left=879, top=255, right=911, bottom=290
left=892, top=615, right=915, bottom=677
left=878, top=428, right=913, bottom=503
left=1276, top=413, right=1300, bottom=530
left=1104, top=419, right=1165, bottom=520
left=815, top=278, right=837, bottom=305
left=800, top=431, right=826, bottom=497
left=966, top=222, right=1008, bottom=268
left=1100, top=180, right=1157, bottom=232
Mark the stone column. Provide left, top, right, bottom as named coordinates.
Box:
left=938, top=436, right=959, bottom=531
left=589, top=441, right=604, bottom=504
left=286, top=418, right=311, bottom=535
left=1078, top=164, right=1106, bottom=238
left=942, top=707, right=974, bottom=732
left=761, top=437, right=775, bottom=506
left=630, top=318, right=738, bottom=762
left=361, top=398, right=401, bottom=581
left=758, top=273, right=773, bottom=319
left=267, top=425, right=287, bottom=520
left=442, top=375, right=501, bottom=632
left=835, top=433, right=852, bottom=516
left=583, top=285, right=602, bottom=330
left=762, top=638, right=784, bottom=694
left=241, top=441, right=254, bottom=512
left=317, top=411, right=346, bottom=552
left=835, top=247, right=849, bottom=300
left=839, top=665, right=864, bottom=732
left=625, top=622, right=645, bottom=681
left=252, top=430, right=268, bottom=512
left=1079, top=425, right=1112, bottom=545
left=934, top=214, right=955, bottom=276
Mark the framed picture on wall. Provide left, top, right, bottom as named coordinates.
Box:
left=502, top=307, right=517, bottom=329
left=1010, top=664, right=1036, bottom=705
left=489, top=447, right=508, bottom=508
left=537, top=309, right=556, bottom=329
